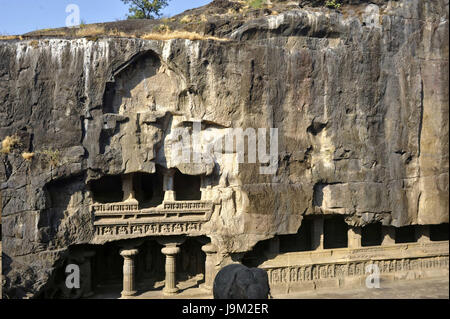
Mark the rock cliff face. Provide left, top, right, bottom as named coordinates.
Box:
left=1, top=0, right=448, bottom=298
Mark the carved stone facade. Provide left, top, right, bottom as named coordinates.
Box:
left=95, top=222, right=204, bottom=238
left=260, top=242, right=449, bottom=293
left=1, top=0, right=448, bottom=299
left=92, top=200, right=215, bottom=242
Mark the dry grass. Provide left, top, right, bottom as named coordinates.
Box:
left=141, top=30, right=229, bottom=42
left=1, top=135, right=21, bottom=154
left=29, top=25, right=133, bottom=39
left=82, top=27, right=131, bottom=41
left=153, top=23, right=171, bottom=33
left=22, top=152, right=35, bottom=161
left=180, top=15, right=193, bottom=24
left=161, top=17, right=177, bottom=23
left=0, top=35, right=23, bottom=40
left=108, top=29, right=131, bottom=38
left=74, top=25, right=107, bottom=37
left=180, top=13, right=208, bottom=23
left=1, top=23, right=230, bottom=42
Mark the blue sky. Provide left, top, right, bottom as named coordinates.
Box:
left=0, top=0, right=211, bottom=35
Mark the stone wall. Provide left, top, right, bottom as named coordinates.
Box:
left=0, top=0, right=448, bottom=298
left=260, top=241, right=449, bottom=293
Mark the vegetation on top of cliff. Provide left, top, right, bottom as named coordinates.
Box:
left=0, top=0, right=388, bottom=41
left=122, top=0, right=170, bottom=19
left=0, top=0, right=280, bottom=40
left=141, top=30, right=229, bottom=41
left=0, top=1, right=264, bottom=41
left=0, top=34, right=23, bottom=40
left=2, top=24, right=229, bottom=42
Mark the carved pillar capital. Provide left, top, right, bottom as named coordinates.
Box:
left=161, top=246, right=180, bottom=256
left=201, top=243, right=217, bottom=255
left=157, top=236, right=186, bottom=247
left=120, top=248, right=139, bottom=258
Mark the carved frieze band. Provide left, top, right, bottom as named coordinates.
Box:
left=92, top=201, right=213, bottom=214
left=92, top=203, right=139, bottom=213
left=95, top=222, right=203, bottom=237
left=91, top=200, right=214, bottom=238
left=263, top=256, right=449, bottom=285
left=162, top=201, right=212, bottom=211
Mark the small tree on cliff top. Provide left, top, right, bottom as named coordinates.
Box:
left=122, top=0, right=170, bottom=19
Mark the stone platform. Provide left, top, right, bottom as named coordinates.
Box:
left=259, top=241, right=449, bottom=294
left=276, top=276, right=449, bottom=299
left=87, top=276, right=449, bottom=299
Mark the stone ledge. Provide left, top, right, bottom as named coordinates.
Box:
left=259, top=241, right=449, bottom=292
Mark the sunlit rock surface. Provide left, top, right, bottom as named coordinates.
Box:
left=0, top=0, right=448, bottom=298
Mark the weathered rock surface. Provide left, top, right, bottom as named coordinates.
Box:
left=213, top=263, right=270, bottom=299
left=0, top=0, right=448, bottom=298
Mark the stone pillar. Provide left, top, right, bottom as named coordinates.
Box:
left=200, top=243, right=218, bottom=292
left=163, top=169, right=176, bottom=201
left=120, top=248, right=139, bottom=298
left=122, top=174, right=137, bottom=203
left=415, top=225, right=431, bottom=243
left=311, top=216, right=324, bottom=250
left=381, top=226, right=396, bottom=246
left=81, top=250, right=96, bottom=298
left=161, top=245, right=181, bottom=295
left=348, top=226, right=362, bottom=249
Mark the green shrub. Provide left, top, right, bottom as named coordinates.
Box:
left=325, top=0, right=341, bottom=9
left=122, top=0, right=169, bottom=20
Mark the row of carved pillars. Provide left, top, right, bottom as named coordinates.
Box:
left=119, top=239, right=218, bottom=298
left=74, top=225, right=433, bottom=298
left=70, top=240, right=218, bottom=299
left=265, top=221, right=433, bottom=254
left=308, top=217, right=432, bottom=250
left=121, top=169, right=181, bottom=203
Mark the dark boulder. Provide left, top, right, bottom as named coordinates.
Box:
left=213, top=264, right=270, bottom=299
